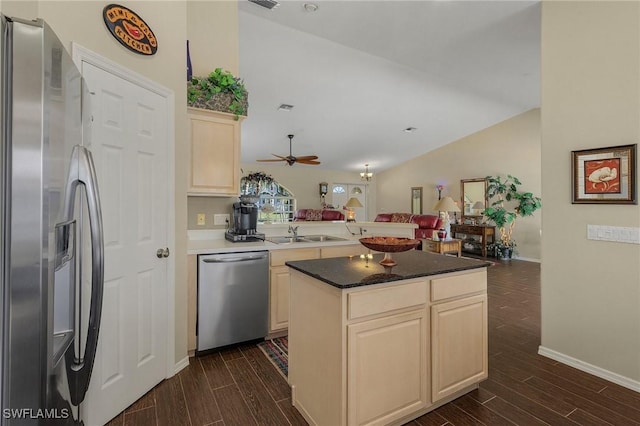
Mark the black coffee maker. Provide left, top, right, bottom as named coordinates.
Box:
left=232, top=201, right=258, bottom=234
left=226, top=201, right=265, bottom=242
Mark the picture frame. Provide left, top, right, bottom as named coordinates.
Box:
left=411, top=187, right=422, bottom=214
left=571, top=144, right=636, bottom=204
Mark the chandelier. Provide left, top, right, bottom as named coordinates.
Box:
left=360, top=164, right=373, bottom=181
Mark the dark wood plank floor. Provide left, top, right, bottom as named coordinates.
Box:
left=106, top=259, right=640, bottom=426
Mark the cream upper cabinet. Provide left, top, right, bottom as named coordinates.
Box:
left=188, top=107, right=242, bottom=196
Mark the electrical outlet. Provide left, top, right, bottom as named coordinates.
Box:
left=214, top=214, right=230, bottom=226
left=196, top=213, right=206, bottom=226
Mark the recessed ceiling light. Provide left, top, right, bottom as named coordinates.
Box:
left=404, top=127, right=417, bottom=133
left=303, top=3, right=319, bottom=12
left=278, top=104, right=294, bottom=111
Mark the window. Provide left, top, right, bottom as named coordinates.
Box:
left=257, top=182, right=296, bottom=223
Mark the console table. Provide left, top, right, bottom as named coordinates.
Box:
left=422, top=238, right=462, bottom=257
left=450, top=224, right=495, bottom=257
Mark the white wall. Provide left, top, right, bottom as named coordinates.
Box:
left=541, top=1, right=640, bottom=385
left=376, top=109, right=542, bottom=260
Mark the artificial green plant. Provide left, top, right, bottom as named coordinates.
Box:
left=483, top=174, right=541, bottom=256
left=188, top=68, right=248, bottom=118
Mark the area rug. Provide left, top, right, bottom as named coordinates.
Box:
left=257, top=337, right=288, bottom=378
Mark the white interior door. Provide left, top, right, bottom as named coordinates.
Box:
left=332, top=183, right=367, bottom=221
left=80, top=60, right=170, bottom=426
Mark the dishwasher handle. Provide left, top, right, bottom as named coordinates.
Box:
left=201, top=253, right=268, bottom=263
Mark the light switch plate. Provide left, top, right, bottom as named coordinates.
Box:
left=214, top=214, right=230, bottom=226
left=196, top=213, right=206, bottom=226
left=587, top=224, right=640, bottom=244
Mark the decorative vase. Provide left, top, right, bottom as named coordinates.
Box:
left=186, top=40, right=192, bottom=81
left=437, top=229, right=447, bottom=240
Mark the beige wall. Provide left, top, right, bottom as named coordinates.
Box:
left=187, top=0, right=239, bottom=77
left=33, top=0, right=190, bottom=368
left=541, top=1, right=640, bottom=383
left=187, top=163, right=377, bottom=228
left=1, top=0, right=242, bottom=367
left=1, top=0, right=37, bottom=17
left=376, top=109, right=542, bottom=260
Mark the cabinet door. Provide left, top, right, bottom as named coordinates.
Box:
left=431, top=294, right=488, bottom=401
left=348, top=310, right=429, bottom=426
left=188, top=108, right=240, bottom=195
left=269, top=249, right=320, bottom=333
left=320, top=244, right=366, bottom=259
left=269, top=266, right=290, bottom=333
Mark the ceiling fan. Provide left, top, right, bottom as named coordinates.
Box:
left=257, top=134, right=320, bottom=166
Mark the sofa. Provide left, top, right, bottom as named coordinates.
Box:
left=293, top=209, right=345, bottom=221
left=374, top=213, right=443, bottom=239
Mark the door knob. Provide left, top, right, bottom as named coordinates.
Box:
left=156, top=247, right=170, bottom=258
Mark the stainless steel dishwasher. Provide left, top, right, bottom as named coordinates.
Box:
left=197, top=251, right=269, bottom=353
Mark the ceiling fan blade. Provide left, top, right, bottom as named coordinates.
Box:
left=261, top=135, right=322, bottom=166
left=256, top=158, right=287, bottom=162
left=296, top=159, right=321, bottom=165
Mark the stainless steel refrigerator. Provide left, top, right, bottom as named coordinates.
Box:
left=0, top=15, right=104, bottom=425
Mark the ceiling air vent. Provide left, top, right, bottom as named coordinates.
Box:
left=248, top=0, right=280, bottom=10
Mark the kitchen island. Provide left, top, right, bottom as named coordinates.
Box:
left=286, top=251, right=490, bottom=426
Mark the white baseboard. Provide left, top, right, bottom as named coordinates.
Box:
left=173, top=356, right=190, bottom=376
left=538, top=346, right=640, bottom=392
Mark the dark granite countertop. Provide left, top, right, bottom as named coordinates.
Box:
left=286, top=250, right=491, bottom=289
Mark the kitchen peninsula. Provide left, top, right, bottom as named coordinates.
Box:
left=286, top=251, right=490, bottom=426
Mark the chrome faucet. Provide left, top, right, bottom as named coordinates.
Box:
left=288, top=225, right=299, bottom=238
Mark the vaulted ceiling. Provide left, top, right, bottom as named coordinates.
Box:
left=238, top=0, right=540, bottom=173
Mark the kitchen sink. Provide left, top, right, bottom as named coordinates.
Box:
left=266, top=235, right=348, bottom=244
left=266, top=236, right=309, bottom=244
left=301, top=235, right=348, bottom=242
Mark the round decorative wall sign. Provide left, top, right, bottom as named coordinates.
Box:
left=103, top=4, right=157, bottom=56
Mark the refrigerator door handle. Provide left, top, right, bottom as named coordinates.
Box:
left=63, top=144, right=105, bottom=406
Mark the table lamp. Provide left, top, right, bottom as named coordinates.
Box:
left=472, top=201, right=485, bottom=215
left=344, top=197, right=363, bottom=222
left=433, top=196, right=460, bottom=239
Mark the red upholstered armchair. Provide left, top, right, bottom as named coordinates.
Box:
left=374, top=213, right=443, bottom=239
left=293, top=209, right=345, bottom=221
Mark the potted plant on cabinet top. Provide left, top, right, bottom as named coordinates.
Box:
left=187, top=68, right=248, bottom=119
left=482, top=174, right=541, bottom=259
left=240, top=171, right=274, bottom=203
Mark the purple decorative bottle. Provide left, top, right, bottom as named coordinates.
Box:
left=186, top=40, right=193, bottom=81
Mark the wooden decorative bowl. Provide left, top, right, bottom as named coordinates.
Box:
left=359, top=237, right=420, bottom=253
